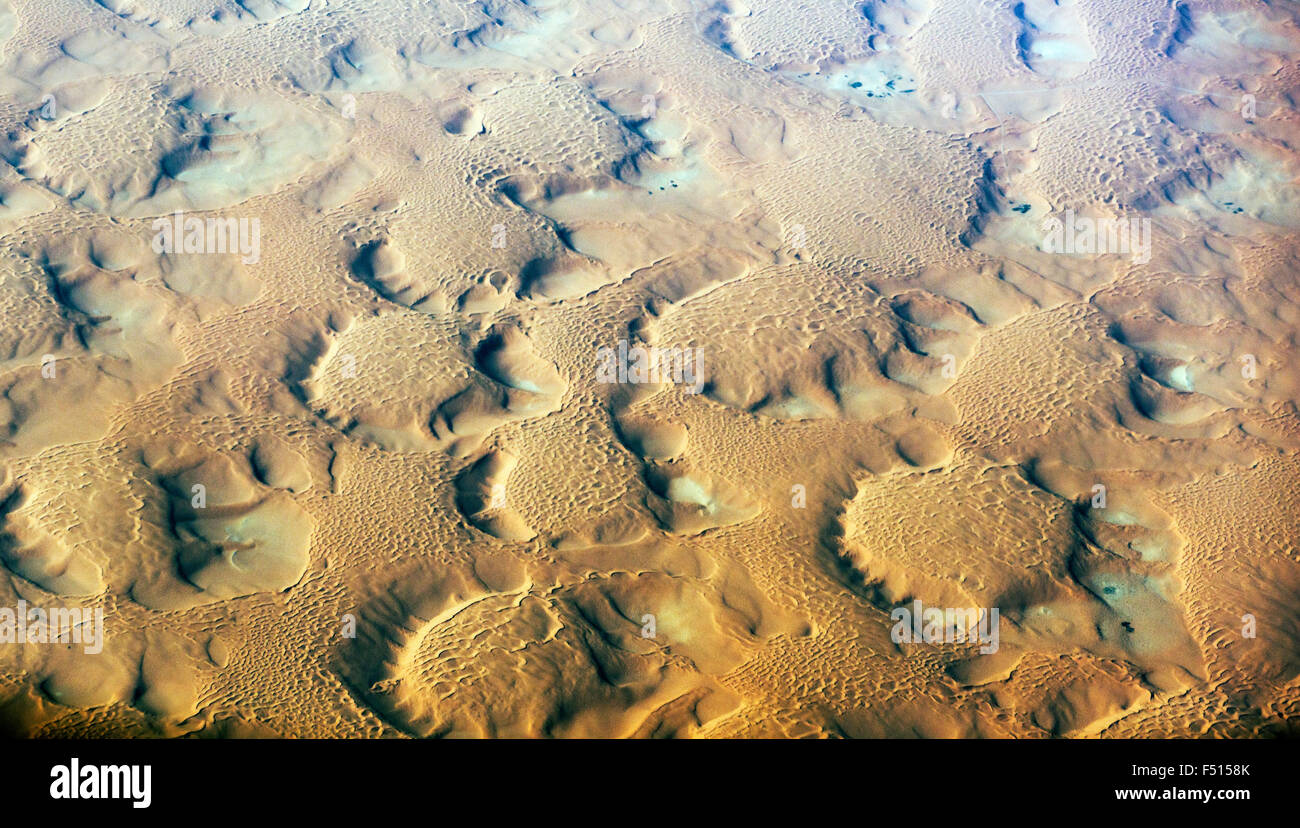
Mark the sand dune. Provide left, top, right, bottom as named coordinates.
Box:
left=0, top=0, right=1296, bottom=739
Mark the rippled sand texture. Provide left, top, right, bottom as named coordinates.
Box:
left=0, top=0, right=1297, bottom=738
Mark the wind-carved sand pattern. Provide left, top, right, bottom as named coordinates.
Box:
left=0, top=0, right=1296, bottom=739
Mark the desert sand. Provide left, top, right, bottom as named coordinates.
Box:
left=0, top=0, right=1296, bottom=738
